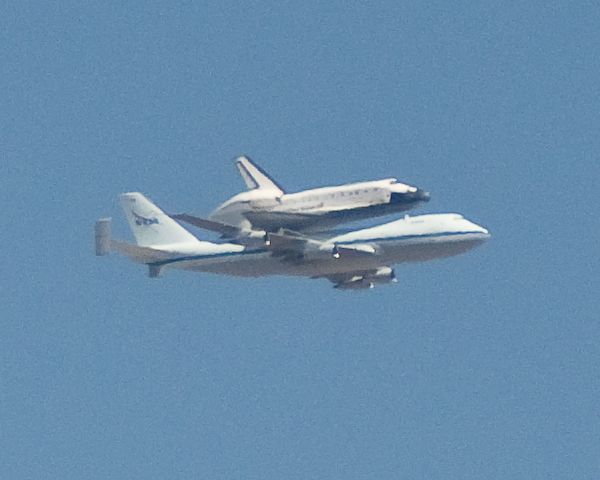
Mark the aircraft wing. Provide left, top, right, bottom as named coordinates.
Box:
left=170, top=213, right=242, bottom=238
left=169, top=213, right=376, bottom=260
left=264, top=230, right=320, bottom=259
left=169, top=212, right=270, bottom=247
left=266, top=230, right=376, bottom=261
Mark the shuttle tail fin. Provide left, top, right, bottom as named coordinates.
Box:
left=119, top=192, right=200, bottom=247
left=235, top=156, right=285, bottom=194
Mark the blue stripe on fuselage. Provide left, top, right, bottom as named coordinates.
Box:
left=150, top=230, right=487, bottom=267
left=332, top=230, right=488, bottom=245
left=150, top=248, right=268, bottom=267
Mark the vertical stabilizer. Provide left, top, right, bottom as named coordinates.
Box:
left=119, top=192, right=199, bottom=247
left=235, top=156, right=285, bottom=194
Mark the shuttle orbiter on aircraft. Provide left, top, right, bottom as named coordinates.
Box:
left=206, top=156, right=430, bottom=233
left=96, top=192, right=489, bottom=290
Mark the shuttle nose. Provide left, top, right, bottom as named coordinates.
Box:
left=390, top=188, right=430, bottom=206
left=415, top=189, right=430, bottom=202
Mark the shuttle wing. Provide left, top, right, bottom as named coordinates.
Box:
left=243, top=211, right=323, bottom=231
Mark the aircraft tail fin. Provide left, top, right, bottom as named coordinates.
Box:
left=235, top=156, right=285, bottom=194
left=119, top=192, right=200, bottom=247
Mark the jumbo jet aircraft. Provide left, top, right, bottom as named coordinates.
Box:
left=95, top=193, right=489, bottom=290
left=195, top=156, right=430, bottom=234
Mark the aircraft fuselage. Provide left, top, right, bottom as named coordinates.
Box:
left=148, top=213, right=489, bottom=282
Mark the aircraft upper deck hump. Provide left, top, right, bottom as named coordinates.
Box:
left=235, top=155, right=285, bottom=195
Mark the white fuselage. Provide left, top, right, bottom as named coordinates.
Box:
left=209, top=178, right=430, bottom=232
left=147, top=213, right=489, bottom=281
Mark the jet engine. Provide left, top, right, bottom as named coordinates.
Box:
left=334, top=278, right=374, bottom=290
left=334, top=267, right=397, bottom=290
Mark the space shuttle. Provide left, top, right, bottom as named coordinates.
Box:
left=193, top=156, right=430, bottom=233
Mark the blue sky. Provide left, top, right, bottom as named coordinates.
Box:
left=2, top=2, right=599, bottom=478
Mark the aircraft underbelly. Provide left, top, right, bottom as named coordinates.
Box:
left=168, top=234, right=486, bottom=278
left=378, top=237, right=487, bottom=263
left=175, top=253, right=380, bottom=278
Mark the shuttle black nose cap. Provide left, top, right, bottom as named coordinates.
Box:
left=390, top=189, right=430, bottom=205
left=416, top=189, right=430, bottom=201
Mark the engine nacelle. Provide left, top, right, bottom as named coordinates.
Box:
left=368, top=267, right=397, bottom=284
left=334, top=267, right=397, bottom=290
left=334, top=277, right=374, bottom=290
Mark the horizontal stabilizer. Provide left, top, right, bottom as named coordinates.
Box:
left=111, top=240, right=173, bottom=263
left=95, top=218, right=112, bottom=256
left=94, top=216, right=173, bottom=263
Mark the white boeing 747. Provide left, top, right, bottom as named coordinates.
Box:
left=95, top=193, right=490, bottom=290
left=196, top=156, right=430, bottom=233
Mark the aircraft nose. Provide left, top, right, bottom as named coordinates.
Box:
left=471, top=222, right=490, bottom=237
